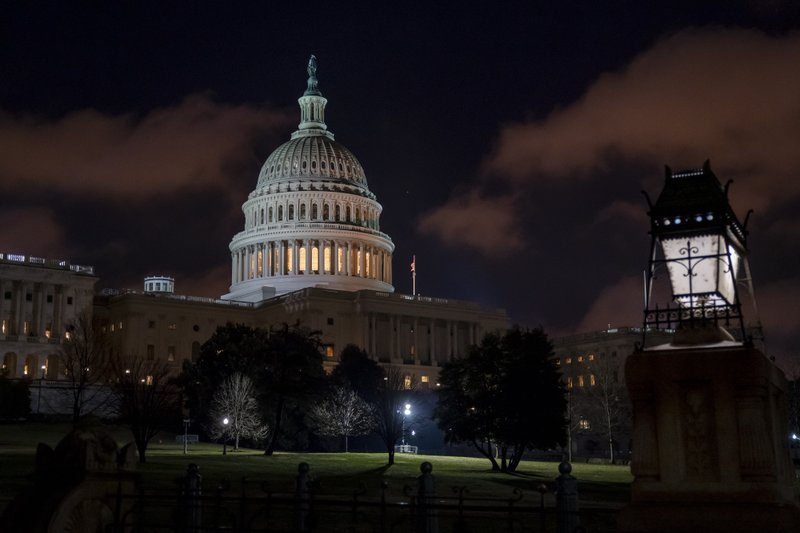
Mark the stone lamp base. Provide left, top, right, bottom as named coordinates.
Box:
left=618, top=344, right=800, bottom=532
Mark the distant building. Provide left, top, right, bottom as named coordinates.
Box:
left=0, top=253, right=96, bottom=379
left=552, top=327, right=673, bottom=459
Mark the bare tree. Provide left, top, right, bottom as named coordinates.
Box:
left=207, top=373, right=269, bottom=451
left=110, top=355, right=180, bottom=463
left=59, top=311, right=112, bottom=425
left=310, top=386, right=376, bottom=452
left=584, top=356, right=631, bottom=463
left=374, top=367, right=410, bottom=465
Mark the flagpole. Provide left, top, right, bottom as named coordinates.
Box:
left=411, top=255, right=416, bottom=297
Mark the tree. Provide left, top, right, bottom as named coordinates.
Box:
left=207, top=372, right=268, bottom=450
left=261, top=323, right=326, bottom=455
left=309, top=385, right=376, bottom=452
left=434, top=327, right=567, bottom=472
left=59, top=311, right=112, bottom=425
left=0, top=375, right=30, bottom=420
left=331, top=344, right=383, bottom=404
left=583, top=355, right=631, bottom=463
left=111, top=355, right=181, bottom=462
left=374, top=367, right=410, bottom=465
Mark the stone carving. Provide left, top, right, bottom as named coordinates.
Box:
left=736, top=395, right=774, bottom=480
left=681, top=384, right=719, bottom=481
left=0, top=428, right=137, bottom=533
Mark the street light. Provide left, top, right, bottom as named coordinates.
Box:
left=36, top=364, right=46, bottom=414
left=401, top=403, right=412, bottom=446
left=643, top=161, right=756, bottom=344
left=222, top=417, right=229, bottom=455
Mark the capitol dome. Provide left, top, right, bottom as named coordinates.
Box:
left=223, top=56, right=395, bottom=302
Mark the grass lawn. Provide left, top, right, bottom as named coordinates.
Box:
left=0, top=422, right=632, bottom=518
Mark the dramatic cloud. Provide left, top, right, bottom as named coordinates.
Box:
left=487, top=28, right=800, bottom=210
left=417, top=191, right=524, bottom=255
left=576, top=276, right=644, bottom=333
left=0, top=207, right=65, bottom=257
left=0, top=94, right=292, bottom=198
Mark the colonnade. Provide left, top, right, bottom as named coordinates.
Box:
left=231, top=239, right=392, bottom=284
left=0, top=280, right=72, bottom=339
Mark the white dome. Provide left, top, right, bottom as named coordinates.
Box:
left=223, top=56, right=394, bottom=303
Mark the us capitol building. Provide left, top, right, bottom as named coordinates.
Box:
left=0, top=57, right=509, bottom=389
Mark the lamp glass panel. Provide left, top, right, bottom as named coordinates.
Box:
left=660, top=234, right=737, bottom=307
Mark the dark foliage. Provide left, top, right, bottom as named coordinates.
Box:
left=434, top=326, right=567, bottom=472
left=331, top=344, right=384, bottom=404
left=0, top=377, right=30, bottom=419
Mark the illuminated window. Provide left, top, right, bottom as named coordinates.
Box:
left=578, top=375, right=585, bottom=387
left=555, top=358, right=561, bottom=366
left=337, top=248, right=343, bottom=273
left=65, top=331, right=72, bottom=340
left=168, top=323, right=177, bottom=331
left=45, top=325, right=51, bottom=338
left=403, top=375, right=413, bottom=390
left=311, top=246, right=319, bottom=272
left=323, top=245, right=331, bottom=273
left=299, top=247, right=307, bottom=272
left=110, top=323, right=115, bottom=332
left=421, top=375, right=429, bottom=383
left=1, top=320, right=6, bottom=334
left=357, top=250, right=362, bottom=275
left=588, top=354, right=595, bottom=361
left=23, top=321, right=29, bottom=335
left=286, top=247, right=293, bottom=273
left=567, top=376, right=573, bottom=389
left=257, top=250, right=263, bottom=276
left=590, top=374, right=596, bottom=386
left=579, top=418, right=591, bottom=430
left=145, top=375, right=153, bottom=386
left=365, top=251, right=371, bottom=276
left=325, top=345, right=334, bottom=358
left=577, top=355, right=583, bottom=363
left=119, top=321, right=123, bottom=330
left=167, top=346, right=175, bottom=362
left=565, top=357, right=572, bottom=364
left=410, top=345, right=416, bottom=356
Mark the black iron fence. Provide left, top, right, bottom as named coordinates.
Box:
left=105, top=461, right=592, bottom=533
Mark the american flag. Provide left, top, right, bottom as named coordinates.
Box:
left=410, top=255, right=416, bottom=273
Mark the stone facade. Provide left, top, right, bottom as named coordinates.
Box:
left=0, top=253, right=97, bottom=380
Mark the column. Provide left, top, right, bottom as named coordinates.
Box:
left=359, top=243, right=365, bottom=278
left=292, top=241, right=299, bottom=274
left=305, top=240, right=312, bottom=274
left=429, top=320, right=436, bottom=365
left=344, top=242, right=351, bottom=276
left=53, top=284, right=63, bottom=338
left=279, top=241, right=286, bottom=276
left=32, top=283, right=43, bottom=337
left=446, top=321, right=452, bottom=361
left=231, top=253, right=237, bottom=284
left=388, top=316, right=395, bottom=360
left=331, top=241, right=338, bottom=275
left=13, top=282, right=24, bottom=336
left=413, top=318, right=419, bottom=362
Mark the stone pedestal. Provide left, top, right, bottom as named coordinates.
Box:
left=619, top=344, right=800, bottom=532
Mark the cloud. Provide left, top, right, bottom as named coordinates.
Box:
left=0, top=207, right=65, bottom=257
left=576, top=275, right=644, bottom=333
left=486, top=28, right=800, bottom=212
left=0, top=94, right=292, bottom=198
left=417, top=191, right=524, bottom=255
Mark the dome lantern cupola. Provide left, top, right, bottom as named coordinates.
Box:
left=223, top=55, right=395, bottom=302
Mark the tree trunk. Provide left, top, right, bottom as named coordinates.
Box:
left=471, top=439, right=500, bottom=471
left=387, top=444, right=395, bottom=465
left=345, top=433, right=349, bottom=453
left=265, top=396, right=285, bottom=456
left=235, top=433, right=240, bottom=451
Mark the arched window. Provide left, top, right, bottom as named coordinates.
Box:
left=269, top=206, right=273, bottom=223
left=312, top=204, right=318, bottom=220
left=288, top=205, right=295, bottom=220
left=2, top=352, right=17, bottom=378
left=299, top=247, right=307, bottom=272
left=23, top=354, right=38, bottom=377
left=278, top=206, right=283, bottom=221
left=346, top=206, right=351, bottom=222
left=323, top=204, right=330, bottom=220
left=260, top=209, right=264, bottom=224
left=355, top=207, right=361, bottom=224
left=300, top=204, right=307, bottom=220
left=46, top=354, right=59, bottom=379
left=335, top=204, right=341, bottom=221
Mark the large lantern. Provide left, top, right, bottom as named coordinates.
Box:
left=643, top=161, right=755, bottom=343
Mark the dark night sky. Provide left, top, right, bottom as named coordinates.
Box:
left=1, top=2, right=799, bottom=366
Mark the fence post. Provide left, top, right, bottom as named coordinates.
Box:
left=182, top=463, right=202, bottom=533
left=417, top=462, right=438, bottom=533
left=296, top=462, right=312, bottom=532
left=555, top=461, right=579, bottom=533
